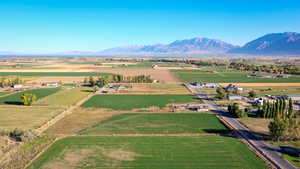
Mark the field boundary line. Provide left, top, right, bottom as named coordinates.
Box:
left=57, top=133, right=220, bottom=137
left=35, top=92, right=95, bottom=134
left=23, top=137, right=61, bottom=169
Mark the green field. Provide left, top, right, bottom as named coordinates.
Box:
left=27, top=136, right=267, bottom=169
left=0, top=72, right=113, bottom=76
left=0, top=88, right=61, bottom=105
left=243, top=86, right=300, bottom=96
left=0, top=91, right=10, bottom=97
left=81, top=94, right=200, bottom=110
left=81, top=113, right=227, bottom=134
left=172, top=69, right=300, bottom=83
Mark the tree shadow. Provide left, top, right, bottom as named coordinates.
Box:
left=4, top=101, right=23, bottom=105
left=81, top=89, right=94, bottom=93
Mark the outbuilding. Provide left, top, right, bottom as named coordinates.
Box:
left=228, top=95, right=242, bottom=101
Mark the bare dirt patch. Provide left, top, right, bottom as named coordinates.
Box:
left=102, top=148, right=140, bottom=161
left=42, top=148, right=94, bottom=169
left=98, top=69, right=180, bottom=83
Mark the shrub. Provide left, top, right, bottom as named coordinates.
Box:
left=20, top=93, right=37, bottom=106
left=268, top=119, right=286, bottom=141
left=9, top=128, right=37, bottom=142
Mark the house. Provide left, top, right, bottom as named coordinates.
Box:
left=225, top=84, right=243, bottom=92
left=228, top=95, right=242, bottom=101
left=186, top=104, right=209, bottom=112
left=171, top=103, right=210, bottom=112
left=283, top=95, right=300, bottom=102
left=191, top=82, right=219, bottom=88
left=276, top=74, right=289, bottom=79
left=13, top=84, right=23, bottom=89
left=43, top=82, right=59, bottom=87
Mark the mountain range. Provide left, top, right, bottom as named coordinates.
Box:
left=99, top=32, right=300, bottom=56
left=1, top=32, right=300, bottom=57
left=229, top=32, right=300, bottom=55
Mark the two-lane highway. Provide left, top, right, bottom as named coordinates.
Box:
left=184, top=83, right=298, bottom=169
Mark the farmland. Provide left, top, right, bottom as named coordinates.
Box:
left=81, top=113, right=228, bottom=135
left=0, top=106, right=63, bottom=130
left=0, top=88, right=61, bottom=105
left=27, top=136, right=267, bottom=169
left=36, top=87, right=92, bottom=106
left=0, top=72, right=113, bottom=76
left=81, top=94, right=201, bottom=110
left=172, top=69, right=300, bottom=83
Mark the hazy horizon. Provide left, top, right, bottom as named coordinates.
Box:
left=0, top=0, right=300, bottom=53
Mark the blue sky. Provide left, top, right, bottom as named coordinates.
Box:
left=0, top=0, right=300, bottom=53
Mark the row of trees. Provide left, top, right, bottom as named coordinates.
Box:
left=229, top=62, right=300, bottom=75
left=259, top=98, right=300, bottom=141
left=259, top=98, right=294, bottom=118
left=84, top=74, right=154, bottom=87
left=0, top=77, right=23, bottom=88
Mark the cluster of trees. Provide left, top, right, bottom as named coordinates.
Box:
left=0, top=77, right=23, bottom=88
left=21, top=93, right=37, bottom=106
left=258, top=98, right=293, bottom=118
left=227, top=103, right=248, bottom=118
left=84, top=74, right=154, bottom=87
left=258, top=98, right=300, bottom=141
left=229, top=62, right=300, bottom=75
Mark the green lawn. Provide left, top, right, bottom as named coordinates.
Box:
left=172, top=69, right=300, bottom=83
left=81, top=94, right=201, bottom=110
left=0, top=88, right=61, bottom=105
left=81, top=113, right=228, bottom=135
left=0, top=72, right=113, bottom=76
left=27, top=136, right=267, bottom=169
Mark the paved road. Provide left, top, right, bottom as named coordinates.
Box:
left=184, top=83, right=298, bottom=169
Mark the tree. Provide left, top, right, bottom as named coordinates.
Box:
left=269, top=119, right=286, bottom=141
left=216, top=88, right=226, bottom=99
left=248, top=90, right=257, bottom=98
left=20, top=93, right=37, bottom=106
left=88, top=76, right=96, bottom=86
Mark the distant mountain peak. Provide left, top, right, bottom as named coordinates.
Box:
left=99, top=37, right=235, bottom=55
left=229, top=32, right=300, bottom=55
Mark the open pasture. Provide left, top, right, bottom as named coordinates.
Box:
left=81, top=94, right=200, bottom=110
left=0, top=88, right=61, bottom=105
left=36, top=87, right=91, bottom=106
left=0, top=106, right=63, bottom=130
left=80, top=113, right=228, bottom=135
left=172, top=69, right=300, bottom=83
left=27, top=136, right=267, bottom=169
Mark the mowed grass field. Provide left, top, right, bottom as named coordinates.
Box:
left=27, top=136, right=267, bottom=169
left=0, top=106, right=63, bottom=130
left=0, top=88, right=61, bottom=105
left=81, top=113, right=227, bottom=135
left=172, top=69, right=300, bottom=83
left=0, top=72, right=113, bottom=76
left=81, top=94, right=201, bottom=110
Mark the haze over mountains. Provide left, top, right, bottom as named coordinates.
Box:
left=99, top=32, right=300, bottom=56
left=1, top=32, right=300, bottom=57
left=229, top=32, right=300, bottom=55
